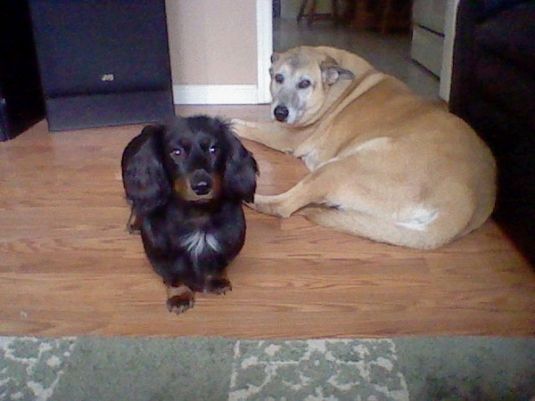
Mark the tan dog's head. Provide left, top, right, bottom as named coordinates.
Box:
left=269, top=47, right=355, bottom=126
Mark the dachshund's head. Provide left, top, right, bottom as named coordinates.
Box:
left=122, top=116, right=258, bottom=212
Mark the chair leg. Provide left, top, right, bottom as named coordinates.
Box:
left=332, top=0, right=339, bottom=22
left=380, top=0, right=393, bottom=34
left=353, top=0, right=375, bottom=30
left=299, top=0, right=339, bottom=26
left=297, top=0, right=309, bottom=22
left=307, top=0, right=317, bottom=26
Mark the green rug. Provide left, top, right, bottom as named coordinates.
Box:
left=1, top=336, right=534, bottom=401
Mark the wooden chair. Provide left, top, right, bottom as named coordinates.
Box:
left=352, top=0, right=411, bottom=33
left=378, top=0, right=411, bottom=34
left=297, top=0, right=339, bottom=25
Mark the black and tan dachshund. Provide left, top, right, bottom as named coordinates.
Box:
left=121, top=116, right=258, bottom=314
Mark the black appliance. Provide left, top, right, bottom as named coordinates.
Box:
left=29, top=0, right=175, bottom=131
left=0, top=0, right=44, bottom=141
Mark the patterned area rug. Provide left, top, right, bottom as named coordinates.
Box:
left=1, top=336, right=534, bottom=401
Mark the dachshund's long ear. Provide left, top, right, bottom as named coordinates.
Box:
left=222, top=122, right=258, bottom=203
left=121, top=124, right=171, bottom=214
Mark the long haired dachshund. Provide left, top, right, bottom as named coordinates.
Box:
left=121, top=116, right=258, bottom=314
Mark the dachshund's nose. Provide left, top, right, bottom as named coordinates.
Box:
left=274, top=105, right=289, bottom=122
left=192, top=181, right=210, bottom=195
left=190, top=171, right=212, bottom=195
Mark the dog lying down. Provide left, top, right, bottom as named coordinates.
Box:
left=233, top=46, right=497, bottom=250
left=121, top=116, right=257, bottom=314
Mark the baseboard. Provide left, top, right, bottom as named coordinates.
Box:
left=173, top=84, right=262, bottom=105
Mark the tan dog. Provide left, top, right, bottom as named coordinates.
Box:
left=233, top=46, right=496, bottom=249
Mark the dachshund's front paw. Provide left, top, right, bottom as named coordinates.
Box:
left=203, top=277, right=232, bottom=295
left=166, top=295, right=195, bottom=314
left=166, top=284, right=195, bottom=314
left=127, top=222, right=141, bottom=235
left=126, top=211, right=142, bottom=234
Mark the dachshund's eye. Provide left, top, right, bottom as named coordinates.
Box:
left=298, top=79, right=311, bottom=89
left=171, top=148, right=183, bottom=157
left=274, top=73, right=284, bottom=84
left=209, top=145, right=218, bottom=154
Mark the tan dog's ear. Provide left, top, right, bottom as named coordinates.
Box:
left=270, top=53, right=281, bottom=76
left=320, top=58, right=355, bottom=85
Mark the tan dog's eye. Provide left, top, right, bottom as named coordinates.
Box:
left=274, top=74, right=284, bottom=84
left=298, top=79, right=311, bottom=89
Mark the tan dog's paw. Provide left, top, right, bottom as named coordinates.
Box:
left=230, top=119, right=259, bottom=140
left=231, top=118, right=256, bottom=128
left=230, top=118, right=247, bottom=136
left=248, top=194, right=291, bottom=218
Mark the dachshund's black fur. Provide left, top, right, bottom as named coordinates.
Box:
left=121, top=116, right=257, bottom=313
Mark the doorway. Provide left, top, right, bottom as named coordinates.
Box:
left=271, top=0, right=440, bottom=99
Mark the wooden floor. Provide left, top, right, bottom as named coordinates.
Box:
left=1, top=105, right=534, bottom=338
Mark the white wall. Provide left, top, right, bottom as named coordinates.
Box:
left=166, top=0, right=272, bottom=104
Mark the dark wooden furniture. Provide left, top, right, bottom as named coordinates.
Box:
left=450, top=0, right=535, bottom=264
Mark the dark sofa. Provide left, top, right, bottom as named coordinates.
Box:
left=450, top=0, right=535, bottom=263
